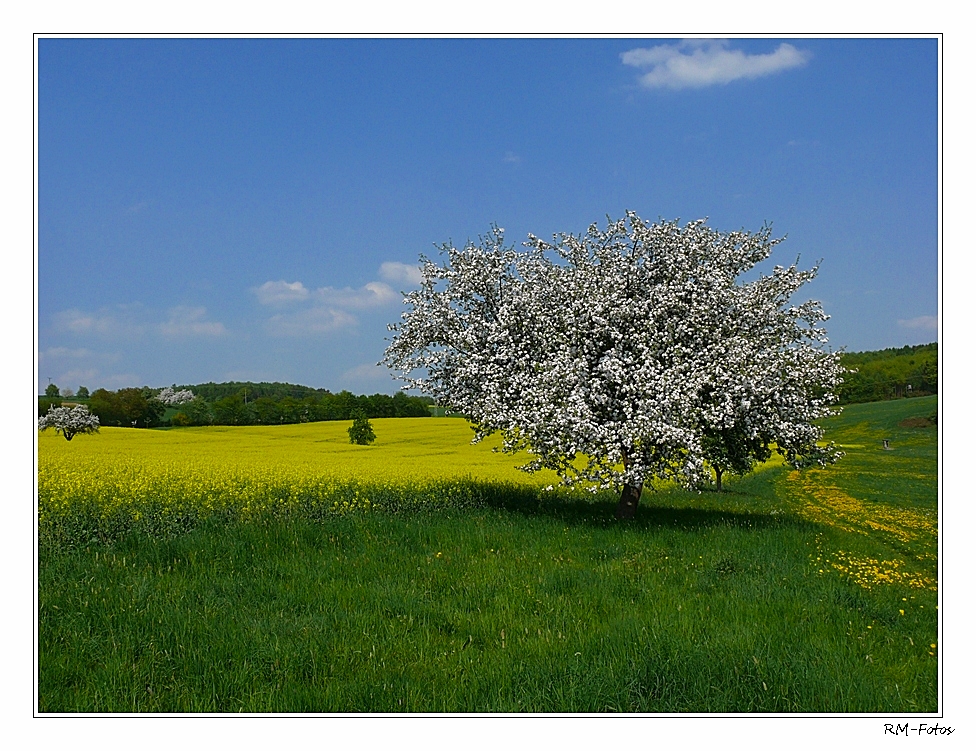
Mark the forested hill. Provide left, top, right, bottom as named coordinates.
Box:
left=838, top=342, right=937, bottom=404
left=175, top=381, right=331, bottom=402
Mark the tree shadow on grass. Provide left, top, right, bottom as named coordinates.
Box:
left=472, top=482, right=810, bottom=534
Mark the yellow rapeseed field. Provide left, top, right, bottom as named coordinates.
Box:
left=39, top=417, right=559, bottom=482
left=38, top=418, right=563, bottom=545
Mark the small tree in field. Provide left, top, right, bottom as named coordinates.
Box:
left=383, top=212, right=843, bottom=518
left=38, top=404, right=100, bottom=441
left=45, top=383, right=60, bottom=398
left=348, top=410, right=376, bottom=445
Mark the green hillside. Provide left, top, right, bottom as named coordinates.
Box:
left=838, top=342, right=937, bottom=404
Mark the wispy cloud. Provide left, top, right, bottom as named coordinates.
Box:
left=897, top=315, right=938, bottom=332
left=52, top=368, right=100, bottom=389
left=47, top=369, right=145, bottom=391
left=53, top=307, right=146, bottom=338
left=54, top=304, right=227, bottom=342
left=159, top=306, right=227, bottom=337
left=40, top=347, right=92, bottom=361
left=101, top=373, right=144, bottom=389
left=503, top=151, right=521, bottom=164
left=254, top=280, right=310, bottom=305
left=379, top=262, right=424, bottom=287
left=316, top=281, right=398, bottom=309
left=621, top=39, right=811, bottom=90
left=38, top=347, right=128, bottom=392
left=265, top=306, right=357, bottom=337
left=339, top=362, right=397, bottom=390
left=256, top=278, right=401, bottom=309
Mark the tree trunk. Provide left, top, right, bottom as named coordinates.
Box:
left=615, top=482, right=643, bottom=520
left=715, top=467, right=723, bottom=493
left=616, top=451, right=644, bottom=519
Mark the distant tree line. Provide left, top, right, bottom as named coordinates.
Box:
left=837, top=343, right=937, bottom=404
left=170, top=388, right=432, bottom=427
left=39, top=381, right=434, bottom=428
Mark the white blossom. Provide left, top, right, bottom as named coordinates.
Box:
left=383, top=212, right=843, bottom=507
left=155, top=387, right=195, bottom=406
left=38, top=404, right=100, bottom=441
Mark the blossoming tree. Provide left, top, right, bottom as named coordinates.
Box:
left=38, top=404, right=101, bottom=441
left=383, top=212, right=843, bottom=518
left=155, top=387, right=196, bottom=406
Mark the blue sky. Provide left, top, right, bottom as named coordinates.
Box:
left=37, top=37, right=939, bottom=395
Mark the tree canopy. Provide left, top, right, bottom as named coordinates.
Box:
left=384, top=212, right=843, bottom=517
left=38, top=404, right=100, bottom=441
left=348, top=410, right=377, bottom=445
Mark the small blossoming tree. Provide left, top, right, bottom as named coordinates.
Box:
left=38, top=404, right=100, bottom=441
left=383, top=212, right=843, bottom=518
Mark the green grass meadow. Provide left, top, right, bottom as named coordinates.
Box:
left=37, top=396, right=939, bottom=713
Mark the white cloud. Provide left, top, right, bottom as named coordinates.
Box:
left=159, top=306, right=227, bottom=337
left=379, top=262, right=424, bottom=287
left=254, top=280, right=310, bottom=305
left=897, top=315, right=938, bottom=331
left=102, top=373, right=144, bottom=389
left=38, top=347, right=127, bottom=393
left=316, top=281, right=398, bottom=309
left=265, top=306, right=358, bottom=337
left=621, top=39, right=811, bottom=90
left=339, top=362, right=398, bottom=390
left=503, top=151, right=521, bottom=164
left=53, top=307, right=145, bottom=338
left=255, top=271, right=405, bottom=336
left=342, top=362, right=385, bottom=379
left=55, top=309, right=98, bottom=333
left=53, top=368, right=100, bottom=389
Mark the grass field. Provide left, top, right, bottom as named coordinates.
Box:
left=37, top=396, right=939, bottom=713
